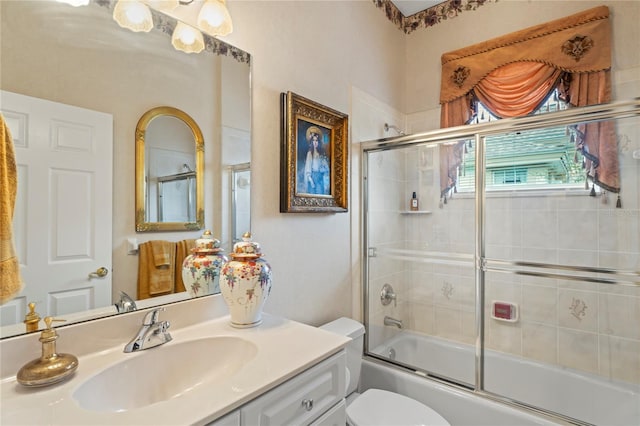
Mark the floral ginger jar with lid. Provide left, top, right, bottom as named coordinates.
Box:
left=181, top=230, right=228, bottom=297
left=220, top=232, right=272, bottom=328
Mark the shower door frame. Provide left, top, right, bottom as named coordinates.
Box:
left=361, top=98, right=640, bottom=425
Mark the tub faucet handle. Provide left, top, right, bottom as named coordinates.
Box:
left=380, top=283, right=396, bottom=307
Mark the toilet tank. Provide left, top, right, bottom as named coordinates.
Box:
left=320, top=317, right=365, bottom=396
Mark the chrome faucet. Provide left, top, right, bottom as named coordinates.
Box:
left=384, top=316, right=403, bottom=329
left=115, top=291, right=137, bottom=313
left=124, top=308, right=172, bottom=353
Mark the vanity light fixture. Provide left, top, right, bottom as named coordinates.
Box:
left=59, top=0, right=233, bottom=53
left=197, top=0, right=233, bottom=37
left=171, top=21, right=205, bottom=54
left=113, top=0, right=154, bottom=33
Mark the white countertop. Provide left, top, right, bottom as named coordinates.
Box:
left=0, top=313, right=349, bottom=425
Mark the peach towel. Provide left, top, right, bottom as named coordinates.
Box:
left=137, top=240, right=176, bottom=299
left=0, top=114, right=24, bottom=304
left=175, top=239, right=196, bottom=293
left=151, top=240, right=172, bottom=266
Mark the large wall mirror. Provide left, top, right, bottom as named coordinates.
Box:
left=136, top=107, right=205, bottom=232
left=0, top=0, right=251, bottom=338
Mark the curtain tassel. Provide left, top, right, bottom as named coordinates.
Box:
left=616, top=195, right=622, bottom=208
left=589, top=184, right=596, bottom=197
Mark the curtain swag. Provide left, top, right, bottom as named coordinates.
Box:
left=440, top=5, right=611, bottom=103
left=438, top=5, right=619, bottom=206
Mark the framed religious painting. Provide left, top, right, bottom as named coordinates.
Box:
left=280, top=91, right=348, bottom=213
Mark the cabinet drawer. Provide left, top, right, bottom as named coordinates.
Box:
left=310, top=399, right=346, bottom=426
left=206, top=409, right=240, bottom=426
left=241, top=351, right=345, bottom=426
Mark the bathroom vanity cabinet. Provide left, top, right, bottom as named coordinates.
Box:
left=0, top=302, right=350, bottom=426
left=208, top=351, right=346, bottom=426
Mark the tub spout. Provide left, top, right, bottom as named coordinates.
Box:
left=384, top=316, right=403, bottom=329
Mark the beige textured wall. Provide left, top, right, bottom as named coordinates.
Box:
left=220, top=1, right=406, bottom=325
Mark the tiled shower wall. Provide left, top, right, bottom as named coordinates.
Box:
left=367, top=116, right=640, bottom=385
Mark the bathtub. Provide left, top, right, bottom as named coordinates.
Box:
left=362, top=331, right=640, bottom=425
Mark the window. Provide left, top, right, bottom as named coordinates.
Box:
left=456, top=89, right=586, bottom=192
left=492, top=167, right=527, bottom=185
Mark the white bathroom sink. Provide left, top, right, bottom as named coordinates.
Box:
left=73, top=336, right=258, bottom=412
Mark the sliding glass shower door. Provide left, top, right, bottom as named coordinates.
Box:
left=362, top=100, right=640, bottom=425
left=481, top=113, right=640, bottom=425
left=363, top=138, right=477, bottom=388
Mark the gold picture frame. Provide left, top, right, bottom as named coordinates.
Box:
left=280, top=91, right=349, bottom=213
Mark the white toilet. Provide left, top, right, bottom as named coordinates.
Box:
left=320, top=317, right=450, bottom=426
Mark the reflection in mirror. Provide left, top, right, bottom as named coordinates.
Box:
left=136, top=107, right=205, bottom=232
left=0, top=0, right=251, bottom=338
left=230, top=164, right=251, bottom=244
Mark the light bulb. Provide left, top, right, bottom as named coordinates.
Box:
left=113, top=0, right=154, bottom=33
left=199, top=2, right=224, bottom=27
left=197, top=0, right=233, bottom=37
left=179, top=29, right=196, bottom=45
left=171, top=22, right=204, bottom=54
left=125, top=3, right=148, bottom=24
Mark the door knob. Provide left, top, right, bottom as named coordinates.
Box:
left=89, top=267, right=109, bottom=278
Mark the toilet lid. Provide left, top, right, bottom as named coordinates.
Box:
left=347, top=389, right=450, bottom=426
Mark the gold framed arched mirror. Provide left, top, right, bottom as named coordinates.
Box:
left=135, top=107, right=205, bottom=232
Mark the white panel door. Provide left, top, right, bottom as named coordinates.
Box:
left=0, top=90, right=112, bottom=323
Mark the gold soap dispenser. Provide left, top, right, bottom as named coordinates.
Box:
left=17, top=317, right=79, bottom=387
left=24, top=302, right=40, bottom=333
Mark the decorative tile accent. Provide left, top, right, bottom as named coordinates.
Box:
left=569, top=297, right=588, bottom=321
left=441, top=281, right=454, bottom=299
left=372, top=0, right=497, bottom=34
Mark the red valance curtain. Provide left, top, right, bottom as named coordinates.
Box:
left=474, top=62, right=562, bottom=119
left=438, top=6, right=617, bottom=203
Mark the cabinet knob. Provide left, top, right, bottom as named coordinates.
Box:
left=301, top=398, right=314, bottom=411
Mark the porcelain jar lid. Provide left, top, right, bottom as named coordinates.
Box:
left=231, top=232, right=262, bottom=259
left=194, top=230, right=222, bottom=253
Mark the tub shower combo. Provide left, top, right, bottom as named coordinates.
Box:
left=361, top=99, right=640, bottom=425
